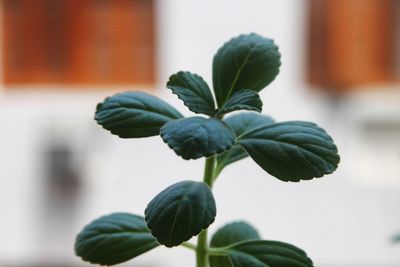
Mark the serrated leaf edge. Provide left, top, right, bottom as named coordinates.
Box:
left=167, top=71, right=216, bottom=116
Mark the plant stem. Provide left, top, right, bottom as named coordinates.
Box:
left=203, top=155, right=216, bottom=189
left=196, top=156, right=216, bottom=267
left=207, top=246, right=230, bottom=256
left=182, top=242, right=197, bottom=251
left=196, top=230, right=208, bottom=267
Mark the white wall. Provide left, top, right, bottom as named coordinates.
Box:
left=0, top=1, right=399, bottom=266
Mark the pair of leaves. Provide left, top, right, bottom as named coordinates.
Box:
left=210, top=221, right=313, bottom=267
left=167, top=33, right=280, bottom=117
left=94, top=90, right=240, bottom=160
left=168, top=71, right=263, bottom=117
left=94, top=91, right=237, bottom=160
left=75, top=215, right=312, bottom=267
left=75, top=181, right=217, bottom=265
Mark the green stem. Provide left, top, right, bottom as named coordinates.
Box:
left=196, top=230, right=208, bottom=267
left=203, top=155, right=216, bottom=188
left=207, top=246, right=230, bottom=256
left=182, top=242, right=197, bottom=251
left=196, top=156, right=216, bottom=267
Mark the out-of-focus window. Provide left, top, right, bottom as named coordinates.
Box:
left=2, top=0, right=156, bottom=86
left=307, top=0, right=400, bottom=91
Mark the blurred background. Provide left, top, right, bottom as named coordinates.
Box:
left=0, top=0, right=399, bottom=266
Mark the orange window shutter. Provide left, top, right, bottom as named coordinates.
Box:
left=2, top=0, right=156, bottom=86
left=307, top=0, right=398, bottom=91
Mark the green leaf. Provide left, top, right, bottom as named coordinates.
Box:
left=225, top=112, right=276, bottom=136
left=145, top=180, right=216, bottom=247
left=211, top=221, right=261, bottom=247
left=213, top=33, right=281, bottom=107
left=160, top=117, right=235, bottom=160
left=210, top=221, right=261, bottom=267
left=74, top=213, right=159, bottom=266
left=237, top=121, right=340, bottom=182
left=216, top=90, right=263, bottom=116
left=95, top=91, right=183, bottom=138
left=226, top=240, right=314, bottom=267
left=167, top=71, right=216, bottom=116
left=216, top=113, right=275, bottom=173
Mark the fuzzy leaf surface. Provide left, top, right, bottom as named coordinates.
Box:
left=160, top=117, right=235, bottom=160
left=226, top=240, right=314, bottom=267
left=216, top=90, right=263, bottom=116
left=74, top=213, right=159, bottom=266
left=213, top=33, right=281, bottom=107
left=167, top=71, right=215, bottom=116
left=216, top=113, right=275, bottom=172
left=238, top=121, right=340, bottom=182
left=210, top=221, right=260, bottom=267
left=225, top=112, right=275, bottom=137
left=145, top=181, right=216, bottom=247
left=95, top=91, right=183, bottom=138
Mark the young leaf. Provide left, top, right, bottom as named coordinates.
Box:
left=74, top=213, right=159, bottom=266
left=237, top=121, right=340, bottom=182
left=145, top=180, right=216, bottom=247
left=167, top=71, right=215, bottom=116
left=213, top=33, right=281, bottom=107
left=210, top=221, right=261, bottom=267
left=226, top=240, right=314, bottom=267
left=216, top=90, right=263, bottom=117
left=160, top=117, right=235, bottom=160
left=216, top=113, right=275, bottom=172
left=95, top=91, right=183, bottom=138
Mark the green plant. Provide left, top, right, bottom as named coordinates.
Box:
left=74, top=33, right=340, bottom=267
